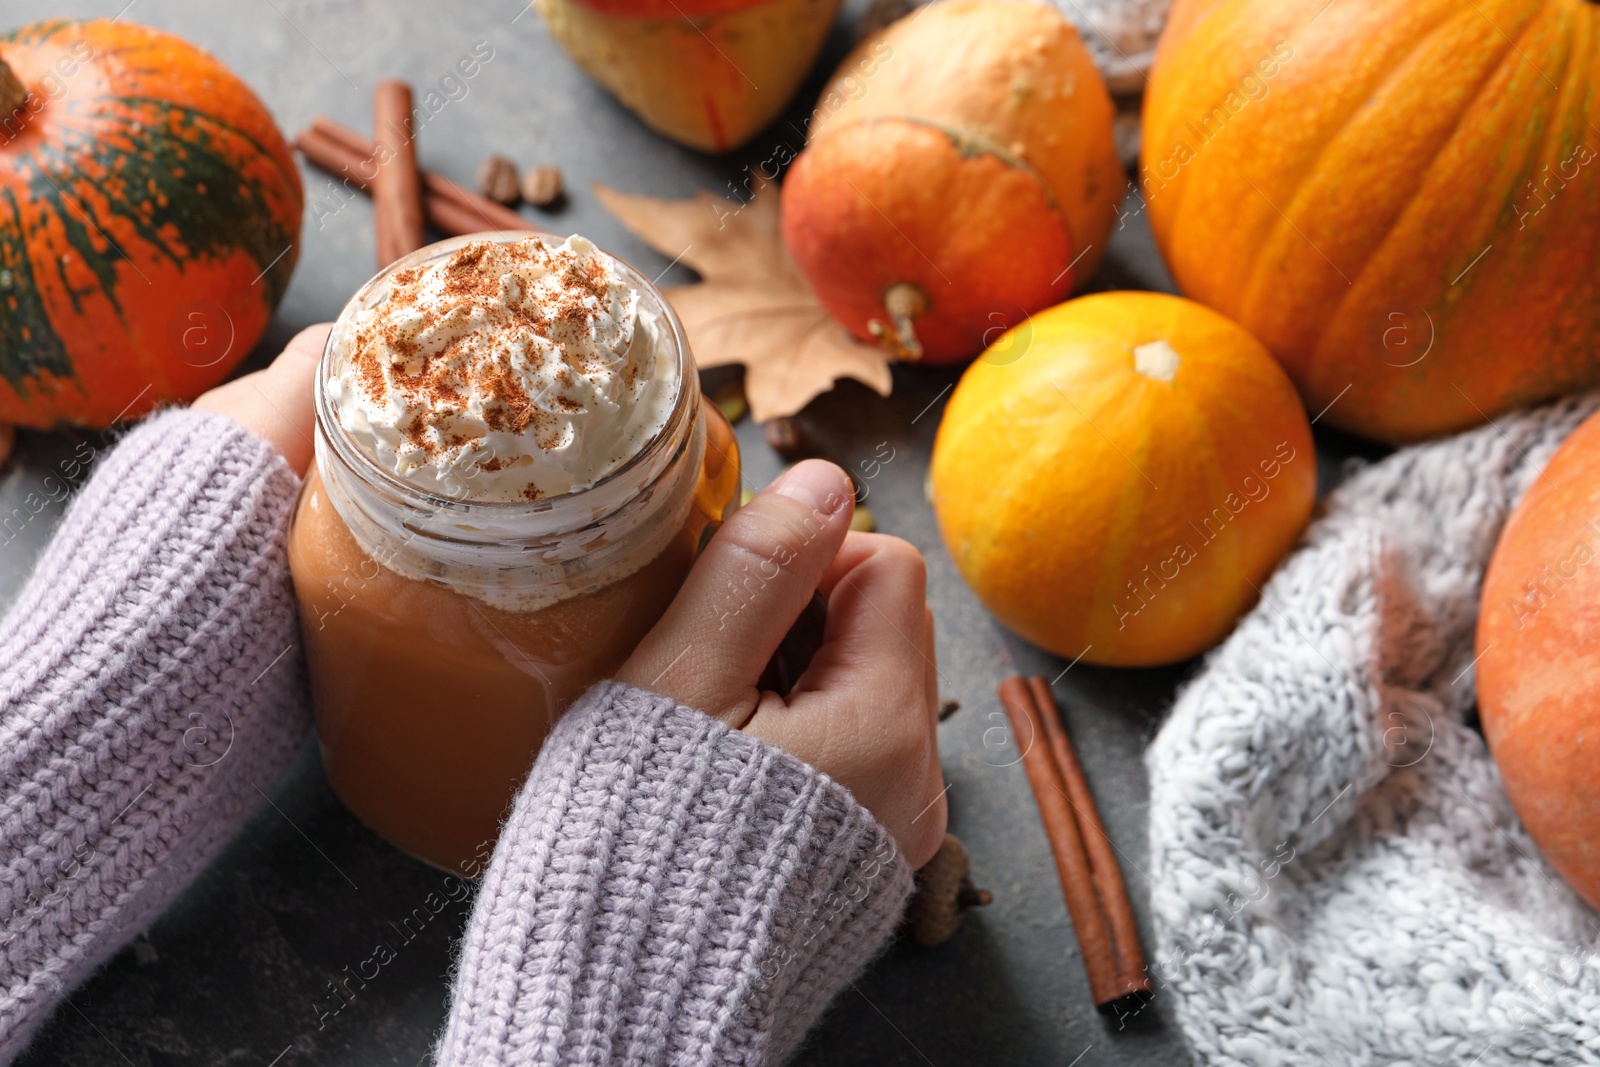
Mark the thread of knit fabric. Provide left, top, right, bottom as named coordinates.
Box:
left=1048, top=0, right=1171, bottom=92
left=1146, top=392, right=1600, bottom=1066
left=0, top=409, right=310, bottom=1063
left=436, top=679, right=914, bottom=1067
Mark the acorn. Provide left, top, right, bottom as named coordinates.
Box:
left=904, top=833, right=992, bottom=946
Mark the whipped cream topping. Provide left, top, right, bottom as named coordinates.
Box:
left=328, top=234, right=676, bottom=503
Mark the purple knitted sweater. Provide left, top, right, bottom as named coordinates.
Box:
left=0, top=410, right=914, bottom=1065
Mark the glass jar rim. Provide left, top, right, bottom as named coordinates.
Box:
left=313, top=230, right=695, bottom=517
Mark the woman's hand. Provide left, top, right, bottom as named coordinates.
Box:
left=618, top=459, right=948, bottom=869
left=192, top=324, right=329, bottom=477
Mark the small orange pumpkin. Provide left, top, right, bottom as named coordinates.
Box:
left=931, top=291, right=1316, bottom=666
left=781, top=0, right=1122, bottom=364
left=1144, top=0, right=1600, bottom=443
left=1476, top=407, right=1600, bottom=911
left=0, top=20, right=302, bottom=428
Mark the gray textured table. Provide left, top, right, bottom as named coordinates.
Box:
left=0, top=2, right=1381, bottom=1063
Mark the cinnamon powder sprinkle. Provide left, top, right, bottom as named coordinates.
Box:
left=345, top=237, right=637, bottom=489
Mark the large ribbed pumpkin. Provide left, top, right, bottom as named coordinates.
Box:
left=930, top=292, right=1315, bottom=666
left=0, top=20, right=302, bottom=428
left=1144, top=0, right=1600, bottom=443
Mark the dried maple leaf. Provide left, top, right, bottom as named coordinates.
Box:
left=593, top=180, right=893, bottom=422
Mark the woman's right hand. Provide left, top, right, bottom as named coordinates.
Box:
left=618, top=460, right=947, bottom=870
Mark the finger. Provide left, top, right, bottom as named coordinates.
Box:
left=811, top=536, right=940, bottom=715
left=194, top=323, right=329, bottom=475
left=789, top=534, right=933, bottom=708
left=254, top=324, right=327, bottom=474
left=744, top=535, right=947, bottom=861
left=816, top=530, right=890, bottom=598
left=744, top=541, right=931, bottom=769
left=617, top=459, right=854, bottom=723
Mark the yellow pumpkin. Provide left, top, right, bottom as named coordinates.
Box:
left=537, top=0, right=841, bottom=153
left=930, top=291, right=1316, bottom=666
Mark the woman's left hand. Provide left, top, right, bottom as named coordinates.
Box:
left=192, top=323, right=329, bottom=477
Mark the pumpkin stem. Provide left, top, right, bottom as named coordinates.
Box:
left=0, top=57, right=28, bottom=122
left=1133, top=340, right=1182, bottom=381
left=868, top=282, right=927, bottom=361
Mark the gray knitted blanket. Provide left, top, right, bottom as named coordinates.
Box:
left=1146, top=392, right=1600, bottom=1066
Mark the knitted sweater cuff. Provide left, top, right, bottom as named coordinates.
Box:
left=0, top=408, right=311, bottom=1062
left=437, top=680, right=914, bottom=1067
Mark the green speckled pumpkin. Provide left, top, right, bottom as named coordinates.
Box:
left=0, top=19, right=302, bottom=428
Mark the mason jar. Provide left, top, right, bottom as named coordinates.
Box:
left=286, top=232, right=741, bottom=872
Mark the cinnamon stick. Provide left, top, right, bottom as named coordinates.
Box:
left=1027, top=676, right=1151, bottom=1001
left=303, top=116, right=534, bottom=235
left=371, top=80, right=426, bottom=266
left=1000, top=676, right=1150, bottom=1010
left=296, top=125, right=517, bottom=238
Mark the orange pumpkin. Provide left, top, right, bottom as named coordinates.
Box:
left=0, top=20, right=302, bottom=429
left=1144, top=0, right=1600, bottom=443
left=537, top=0, right=842, bottom=153
left=1476, top=408, right=1600, bottom=910
left=781, top=0, right=1122, bottom=364
left=931, top=291, right=1316, bottom=666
